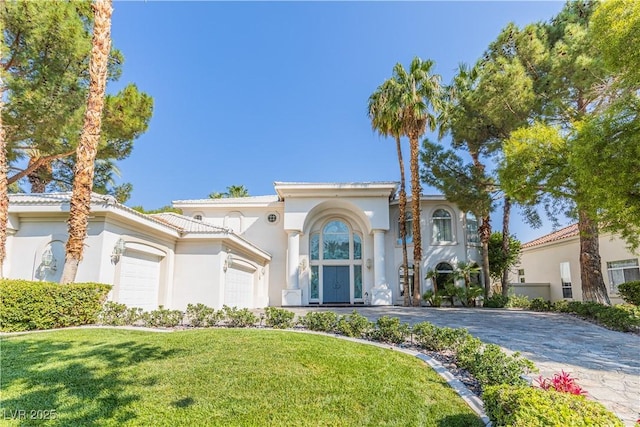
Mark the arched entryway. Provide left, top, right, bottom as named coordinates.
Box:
left=309, top=219, right=363, bottom=304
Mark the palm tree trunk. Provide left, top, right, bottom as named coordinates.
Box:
left=60, top=0, right=113, bottom=284
left=578, top=208, right=610, bottom=305
left=479, top=216, right=491, bottom=298
left=409, top=133, right=422, bottom=306
left=0, top=85, right=8, bottom=279
left=501, top=196, right=512, bottom=298
left=395, top=135, right=410, bottom=306
left=27, top=156, right=52, bottom=193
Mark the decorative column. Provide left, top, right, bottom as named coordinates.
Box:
left=282, top=230, right=302, bottom=306
left=371, top=229, right=392, bottom=305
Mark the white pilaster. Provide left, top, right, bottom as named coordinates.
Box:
left=372, top=229, right=392, bottom=305
left=282, top=230, right=302, bottom=306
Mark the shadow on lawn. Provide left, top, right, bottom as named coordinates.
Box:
left=1, top=337, right=180, bottom=426
left=437, top=413, right=486, bottom=427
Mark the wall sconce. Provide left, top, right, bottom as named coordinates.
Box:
left=223, top=253, right=234, bottom=272
left=111, top=238, right=126, bottom=264
left=299, top=258, right=307, bottom=271
left=365, top=258, right=372, bottom=270
left=41, top=247, right=57, bottom=272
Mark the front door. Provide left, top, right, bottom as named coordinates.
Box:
left=323, top=266, right=350, bottom=304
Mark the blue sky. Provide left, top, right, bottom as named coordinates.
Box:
left=109, top=1, right=565, bottom=243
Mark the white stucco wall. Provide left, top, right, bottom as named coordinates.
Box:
left=171, top=241, right=223, bottom=310
left=517, top=233, right=638, bottom=303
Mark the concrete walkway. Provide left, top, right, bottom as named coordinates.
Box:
left=289, top=306, right=640, bottom=426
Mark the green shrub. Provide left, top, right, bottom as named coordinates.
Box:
left=483, top=385, right=624, bottom=426
left=264, top=307, right=295, bottom=329
left=222, top=305, right=257, bottom=328
left=297, top=311, right=338, bottom=332
left=422, top=290, right=442, bottom=307
left=0, top=279, right=111, bottom=331
left=484, top=294, right=509, bottom=308
left=618, top=281, right=640, bottom=306
left=186, top=303, right=222, bottom=327
left=142, top=306, right=184, bottom=328
left=441, top=284, right=463, bottom=307
left=99, top=301, right=128, bottom=326
left=552, top=300, right=570, bottom=312
left=506, top=294, right=530, bottom=309
left=124, top=307, right=144, bottom=325
left=412, top=322, right=477, bottom=353
left=555, top=300, right=640, bottom=332
left=461, top=285, right=484, bottom=307
left=369, top=316, right=409, bottom=344
left=529, top=297, right=552, bottom=312
left=463, top=344, right=536, bottom=389
left=336, top=310, right=372, bottom=338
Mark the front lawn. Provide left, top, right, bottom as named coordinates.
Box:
left=0, top=328, right=483, bottom=426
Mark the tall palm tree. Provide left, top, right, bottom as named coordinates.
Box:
left=368, top=79, right=411, bottom=306
left=392, top=58, right=441, bottom=306
left=209, top=185, right=250, bottom=199
left=60, top=0, right=113, bottom=284
left=0, top=83, right=7, bottom=279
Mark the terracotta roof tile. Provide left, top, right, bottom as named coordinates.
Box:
left=522, top=224, right=579, bottom=249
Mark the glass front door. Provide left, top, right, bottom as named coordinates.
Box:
left=323, top=266, right=350, bottom=303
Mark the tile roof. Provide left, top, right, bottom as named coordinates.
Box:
left=522, top=223, right=579, bottom=249
left=9, top=192, right=119, bottom=205
left=172, top=195, right=280, bottom=205
left=150, top=213, right=230, bottom=234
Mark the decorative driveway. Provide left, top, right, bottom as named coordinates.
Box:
left=289, top=306, right=640, bottom=426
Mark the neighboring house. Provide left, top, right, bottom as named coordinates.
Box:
left=3, top=182, right=481, bottom=309
left=512, top=224, right=639, bottom=304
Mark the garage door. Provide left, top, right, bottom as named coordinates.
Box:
left=118, top=251, right=161, bottom=311
left=224, top=267, right=254, bottom=309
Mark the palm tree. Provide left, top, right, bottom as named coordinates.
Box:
left=60, top=0, right=113, bottom=284
left=0, top=83, right=7, bottom=278
left=209, top=185, right=250, bottom=199
left=392, top=57, right=441, bottom=306
left=368, top=79, right=411, bottom=306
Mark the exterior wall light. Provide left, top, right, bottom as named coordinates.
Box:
left=41, top=247, right=57, bottom=272
left=223, top=253, right=234, bottom=272
left=365, top=258, right=372, bottom=269
left=111, top=238, right=126, bottom=264
left=299, top=258, right=307, bottom=271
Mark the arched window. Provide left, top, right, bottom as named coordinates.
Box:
left=310, top=233, right=319, bottom=260
left=398, top=265, right=415, bottom=297
left=397, top=212, right=413, bottom=245
left=466, top=212, right=479, bottom=244
left=353, top=234, right=362, bottom=260
left=435, top=262, right=454, bottom=289
left=432, top=209, right=453, bottom=243
left=323, top=220, right=350, bottom=260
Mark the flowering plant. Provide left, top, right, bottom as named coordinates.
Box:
left=536, top=370, right=587, bottom=396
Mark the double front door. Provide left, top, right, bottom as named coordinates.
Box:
left=322, top=266, right=350, bottom=304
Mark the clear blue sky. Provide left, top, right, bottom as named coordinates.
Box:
left=109, top=1, right=566, bottom=243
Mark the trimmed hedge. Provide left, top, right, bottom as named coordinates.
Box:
left=483, top=385, right=624, bottom=426
left=618, top=281, right=640, bottom=306
left=552, top=300, right=640, bottom=332
left=0, top=279, right=111, bottom=331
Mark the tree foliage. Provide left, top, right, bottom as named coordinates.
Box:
left=209, top=185, right=250, bottom=199
left=487, top=232, right=521, bottom=284
left=497, top=0, right=619, bottom=304
left=1, top=0, right=152, bottom=200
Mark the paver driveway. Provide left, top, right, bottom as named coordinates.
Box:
left=290, top=306, right=640, bottom=426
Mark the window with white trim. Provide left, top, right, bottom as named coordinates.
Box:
left=560, top=262, right=573, bottom=298
left=607, top=259, right=640, bottom=294
left=518, top=269, right=525, bottom=283
left=432, top=209, right=453, bottom=243
left=397, top=212, right=413, bottom=245
left=466, top=212, right=479, bottom=244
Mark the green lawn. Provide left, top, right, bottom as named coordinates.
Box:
left=0, top=328, right=484, bottom=426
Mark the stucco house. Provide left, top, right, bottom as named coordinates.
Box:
left=511, top=224, right=639, bottom=304
left=4, top=182, right=482, bottom=310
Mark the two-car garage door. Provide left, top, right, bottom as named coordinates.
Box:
left=118, top=251, right=161, bottom=312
